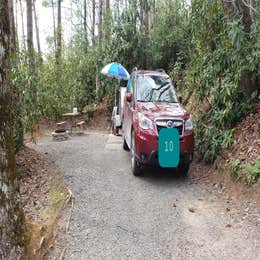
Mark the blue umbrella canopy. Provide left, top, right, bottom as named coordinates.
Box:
left=101, top=62, right=130, bottom=80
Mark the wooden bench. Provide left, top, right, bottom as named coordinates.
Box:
left=77, top=121, right=86, bottom=127
left=57, top=121, right=66, bottom=126
left=74, top=120, right=86, bottom=134
left=56, top=121, right=67, bottom=131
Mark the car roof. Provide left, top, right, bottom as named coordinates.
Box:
left=133, top=70, right=169, bottom=77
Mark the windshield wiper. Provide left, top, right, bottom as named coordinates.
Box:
left=137, top=100, right=149, bottom=102
left=155, top=100, right=178, bottom=103
left=148, top=82, right=170, bottom=102
left=157, top=85, right=171, bottom=101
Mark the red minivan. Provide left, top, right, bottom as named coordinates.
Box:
left=122, top=69, right=195, bottom=176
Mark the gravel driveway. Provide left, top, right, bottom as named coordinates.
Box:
left=33, top=133, right=259, bottom=260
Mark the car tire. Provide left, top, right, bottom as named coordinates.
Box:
left=123, top=136, right=130, bottom=151
left=178, top=162, right=190, bottom=176
left=131, top=131, right=142, bottom=176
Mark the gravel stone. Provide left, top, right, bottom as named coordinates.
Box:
left=31, top=133, right=260, bottom=260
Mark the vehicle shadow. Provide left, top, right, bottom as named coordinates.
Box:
left=139, top=165, right=191, bottom=187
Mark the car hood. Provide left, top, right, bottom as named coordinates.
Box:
left=136, top=101, right=189, bottom=120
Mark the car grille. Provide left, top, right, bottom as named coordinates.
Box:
left=155, top=119, right=183, bottom=136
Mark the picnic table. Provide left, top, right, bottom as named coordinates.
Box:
left=62, top=112, right=80, bottom=133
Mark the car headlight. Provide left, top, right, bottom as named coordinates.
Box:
left=185, top=117, right=193, bottom=131
left=138, top=113, right=153, bottom=130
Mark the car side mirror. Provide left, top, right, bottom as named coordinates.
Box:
left=178, top=95, right=182, bottom=104
left=126, top=93, right=132, bottom=102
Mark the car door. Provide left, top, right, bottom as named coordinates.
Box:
left=123, top=75, right=134, bottom=147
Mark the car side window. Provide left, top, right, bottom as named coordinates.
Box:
left=132, top=75, right=137, bottom=98
left=127, top=78, right=133, bottom=93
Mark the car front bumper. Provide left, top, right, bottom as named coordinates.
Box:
left=141, top=150, right=193, bottom=167
left=134, top=128, right=194, bottom=167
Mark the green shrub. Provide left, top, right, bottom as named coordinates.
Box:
left=230, top=159, right=242, bottom=181
left=245, top=156, right=260, bottom=184
left=83, top=105, right=94, bottom=122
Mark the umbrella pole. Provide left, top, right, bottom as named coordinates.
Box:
left=114, top=85, right=116, bottom=107
left=114, top=79, right=120, bottom=107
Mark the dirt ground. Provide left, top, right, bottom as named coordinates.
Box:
left=28, top=133, right=259, bottom=259
left=37, top=104, right=111, bottom=135
left=16, top=146, right=69, bottom=259
left=19, top=104, right=259, bottom=259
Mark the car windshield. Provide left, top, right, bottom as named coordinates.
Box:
left=136, top=75, right=178, bottom=103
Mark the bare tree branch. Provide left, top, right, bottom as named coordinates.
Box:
left=241, top=0, right=259, bottom=15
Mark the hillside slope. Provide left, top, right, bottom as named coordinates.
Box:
left=191, top=101, right=259, bottom=227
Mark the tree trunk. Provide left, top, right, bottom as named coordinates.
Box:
left=98, top=0, right=103, bottom=48
left=106, top=0, right=109, bottom=11
left=221, top=0, right=255, bottom=34
left=83, top=0, right=89, bottom=47
left=92, top=0, right=95, bottom=46
left=0, top=1, right=27, bottom=258
left=19, top=0, right=26, bottom=49
left=8, top=0, right=16, bottom=53
left=153, top=0, right=156, bottom=16
left=51, top=0, right=57, bottom=56
left=143, top=0, right=149, bottom=35
left=104, top=0, right=111, bottom=43
left=140, top=0, right=144, bottom=27
left=33, top=0, right=42, bottom=61
left=96, top=66, right=100, bottom=102
left=83, top=0, right=87, bottom=34
left=56, top=0, right=62, bottom=63
left=15, top=0, right=20, bottom=53
left=26, top=0, right=34, bottom=73
left=151, top=0, right=156, bottom=28
left=222, top=0, right=258, bottom=94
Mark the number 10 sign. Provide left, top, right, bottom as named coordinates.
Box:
left=158, top=128, right=180, bottom=168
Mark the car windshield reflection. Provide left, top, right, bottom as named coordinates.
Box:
left=136, top=75, right=178, bottom=103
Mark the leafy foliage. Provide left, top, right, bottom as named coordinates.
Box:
left=230, top=159, right=242, bottom=181
left=245, top=156, right=260, bottom=184
left=180, top=1, right=260, bottom=161
left=13, top=0, right=259, bottom=164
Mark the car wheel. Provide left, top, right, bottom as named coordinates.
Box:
left=123, top=136, right=130, bottom=151
left=178, top=162, right=190, bottom=176
left=131, top=131, right=142, bottom=176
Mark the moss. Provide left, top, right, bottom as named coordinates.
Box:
left=24, top=177, right=69, bottom=259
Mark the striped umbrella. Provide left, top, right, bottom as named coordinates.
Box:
left=101, top=62, right=130, bottom=80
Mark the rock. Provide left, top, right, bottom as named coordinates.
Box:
left=225, top=224, right=232, bottom=228
left=52, top=131, right=69, bottom=141
left=188, top=207, right=195, bottom=213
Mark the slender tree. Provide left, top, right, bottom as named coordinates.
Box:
left=83, top=0, right=87, bottom=35
left=15, top=0, right=20, bottom=50
left=26, top=0, right=34, bottom=72
left=143, top=0, right=149, bottom=35
left=103, top=0, right=111, bottom=43
left=0, top=0, right=26, bottom=258
left=8, top=0, right=16, bottom=52
left=56, top=0, right=62, bottom=63
left=98, top=0, right=103, bottom=48
left=33, top=0, right=42, bottom=60
left=19, top=0, right=26, bottom=49
left=92, top=0, right=96, bottom=45
left=51, top=0, right=57, bottom=55
left=106, top=0, right=109, bottom=12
